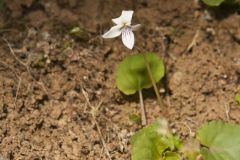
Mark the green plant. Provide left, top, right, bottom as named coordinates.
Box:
left=202, top=0, right=240, bottom=6
left=235, top=93, right=240, bottom=104
left=131, top=120, right=240, bottom=160
left=101, top=9, right=240, bottom=160
left=131, top=119, right=182, bottom=160
left=102, top=10, right=163, bottom=108
left=197, top=121, right=240, bottom=160
left=116, top=53, right=164, bottom=125
left=129, top=113, right=142, bottom=124
left=116, top=53, right=164, bottom=95
left=102, top=10, right=165, bottom=125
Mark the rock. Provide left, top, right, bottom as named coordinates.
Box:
left=50, top=106, right=62, bottom=120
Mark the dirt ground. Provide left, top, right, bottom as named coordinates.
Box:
left=0, top=0, right=240, bottom=159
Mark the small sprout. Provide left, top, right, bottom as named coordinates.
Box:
left=235, top=93, right=240, bottom=104
left=34, top=53, right=48, bottom=68
left=70, top=26, right=82, bottom=35
left=69, top=26, right=88, bottom=40
left=116, top=52, right=164, bottom=95
left=63, top=40, right=72, bottom=49
left=131, top=119, right=182, bottom=160
left=102, top=10, right=141, bottom=49
left=128, top=113, right=141, bottom=124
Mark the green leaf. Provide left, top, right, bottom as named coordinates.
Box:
left=131, top=119, right=169, bottom=160
left=116, top=53, right=165, bottom=95
left=131, top=119, right=181, bottom=160
left=202, top=0, right=240, bottom=6
left=235, top=94, right=240, bottom=104
left=202, top=0, right=225, bottom=6
left=197, top=121, right=240, bottom=160
left=168, top=135, right=182, bottom=151
left=164, top=151, right=181, bottom=160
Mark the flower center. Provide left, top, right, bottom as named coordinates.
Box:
left=122, top=26, right=132, bottom=35
left=122, top=21, right=131, bottom=27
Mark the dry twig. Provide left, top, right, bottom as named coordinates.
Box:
left=0, top=60, right=22, bottom=107
left=82, top=88, right=112, bottom=160
left=2, top=38, right=48, bottom=94
left=186, top=29, right=200, bottom=52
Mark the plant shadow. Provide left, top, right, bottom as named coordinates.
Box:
left=204, top=4, right=240, bottom=20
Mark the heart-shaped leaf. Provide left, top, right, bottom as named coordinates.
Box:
left=116, top=53, right=164, bottom=95
left=197, top=121, right=240, bottom=160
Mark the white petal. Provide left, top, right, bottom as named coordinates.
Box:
left=102, top=25, right=122, bottom=38
left=112, top=10, right=133, bottom=25
left=122, top=28, right=134, bottom=49
left=121, top=10, right=134, bottom=25
left=132, top=24, right=141, bottom=31
left=112, top=17, right=122, bottom=25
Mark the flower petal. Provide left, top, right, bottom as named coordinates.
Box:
left=121, top=10, right=134, bottom=25
left=112, top=10, right=134, bottom=25
left=122, top=28, right=134, bottom=49
left=112, top=17, right=122, bottom=25
left=132, top=24, right=141, bottom=31
left=102, top=25, right=122, bottom=38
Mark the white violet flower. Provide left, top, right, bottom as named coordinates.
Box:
left=102, top=10, right=141, bottom=49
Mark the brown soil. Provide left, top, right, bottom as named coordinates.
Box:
left=0, top=0, right=240, bottom=159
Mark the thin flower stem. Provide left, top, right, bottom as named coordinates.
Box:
left=139, top=89, right=147, bottom=126
left=142, top=52, right=163, bottom=108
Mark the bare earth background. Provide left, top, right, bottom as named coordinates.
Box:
left=0, top=0, right=240, bottom=159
